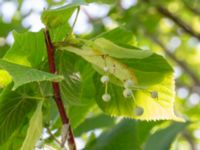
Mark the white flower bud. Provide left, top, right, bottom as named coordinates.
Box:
left=123, top=88, right=133, bottom=98
left=101, top=75, right=109, bottom=84
left=103, top=66, right=109, bottom=72
left=124, top=79, right=134, bottom=88
left=151, top=91, right=158, bottom=99
left=134, top=106, right=144, bottom=116
left=102, top=93, right=111, bottom=102
left=36, top=139, right=44, bottom=149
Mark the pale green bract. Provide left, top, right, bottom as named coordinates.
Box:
left=60, top=38, right=183, bottom=121
left=20, top=101, right=43, bottom=150
left=93, top=38, right=152, bottom=59
left=0, top=59, right=63, bottom=90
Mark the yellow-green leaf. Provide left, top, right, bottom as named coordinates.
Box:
left=93, top=38, right=152, bottom=59
left=20, top=101, right=43, bottom=150
left=0, top=59, right=63, bottom=90
left=60, top=41, right=183, bottom=121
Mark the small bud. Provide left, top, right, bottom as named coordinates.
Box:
left=101, top=75, right=109, bottom=84
left=36, top=139, right=44, bottom=149
left=124, top=79, right=134, bottom=88
left=134, top=106, right=144, bottom=116
left=151, top=91, right=158, bottom=99
left=123, top=88, right=133, bottom=98
left=103, top=66, right=109, bottom=72
left=102, top=93, right=111, bottom=102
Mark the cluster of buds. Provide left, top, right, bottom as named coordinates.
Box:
left=100, top=65, right=158, bottom=117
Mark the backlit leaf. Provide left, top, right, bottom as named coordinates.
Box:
left=3, top=30, right=46, bottom=67
left=0, top=59, right=63, bottom=90
left=21, top=101, right=43, bottom=150
left=60, top=39, right=183, bottom=121
left=41, top=1, right=85, bottom=28
left=0, top=85, right=37, bottom=145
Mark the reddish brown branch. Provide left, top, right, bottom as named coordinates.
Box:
left=44, top=28, right=76, bottom=150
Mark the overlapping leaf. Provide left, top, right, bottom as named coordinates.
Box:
left=41, top=1, right=86, bottom=42
left=0, top=85, right=37, bottom=145
left=3, top=30, right=46, bottom=67
left=21, top=101, right=43, bottom=150
left=84, top=120, right=141, bottom=150
left=41, top=2, right=84, bottom=29
left=0, top=59, right=63, bottom=90
left=59, top=32, right=182, bottom=121
left=57, top=52, right=96, bottom=127
left=144, top=122, right=188, bottom=150
left=74, top=114, right=115, bottom=136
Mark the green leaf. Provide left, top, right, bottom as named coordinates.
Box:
left=92, top=38, right=152, bottom=59
left=50, top=23, right=71, bottom=42
left=0, top=59, right=63, bottom=90
left=69, top=103, right=96, bottom=128
left=60, top=40, right=183, bottom=121
left=41, top=2, right=84, bottom=29
left=61, top=46, right=138, bottom=85
left=0, top=44, right=9, bottom=58
left=136, top=121, right=162, bottom=144
left=0, top=69, right=12, bottom=88
left=57, top=51, right=96, bottom=127
left=3, top=30, right=46, bottom=67
left=0, top=85, right=37, bottom=145
left=42, top=2, right=87, bottom=42
left=20, top=101, right=43, bottom=150
left=94, top=64, right=181, bottom=121
left=96, top=27, right=137, bottom=46
left=84, top=120, right=140, bottom=150
left=85, top=120, right=161, bottom=150
left=74, top=114, right=115, bottom=136
left=0, top=124, right=29, bottom=150
left=144, top=122, right=188, bottom=150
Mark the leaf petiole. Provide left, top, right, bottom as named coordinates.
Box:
left=70, top=6, right=80, bottom=35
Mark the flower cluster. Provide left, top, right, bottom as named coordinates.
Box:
left=100, top=64, right=159, bottom=116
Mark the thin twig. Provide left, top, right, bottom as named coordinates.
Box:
left=46, top=127, right=62, bottom=145
left=70, top=6, right=80, bottom=34
left=182, top=131, right=197, bottom=150
left=157, top=6, right=200, bottom=40
left=143, top=0, right=200, bottom=40
left=183, top=0, right=200, bottom=15
left=44, top=28, right=76, bottom=150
